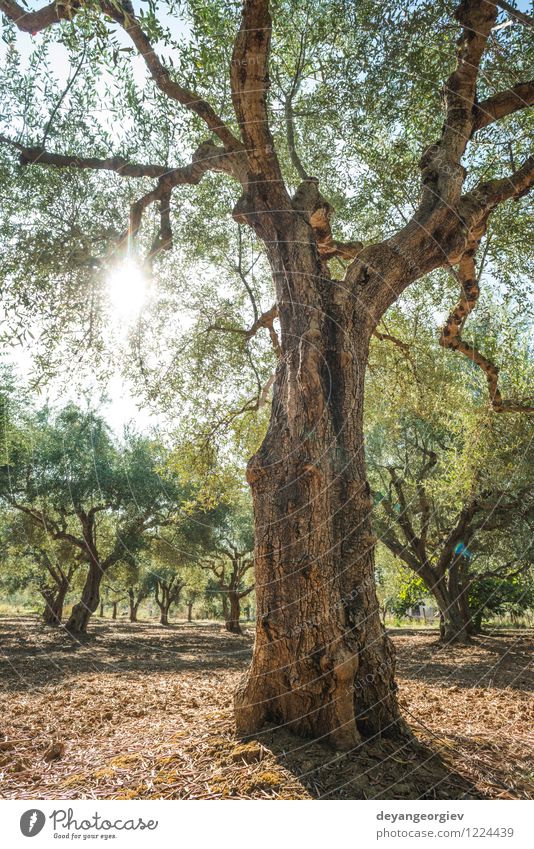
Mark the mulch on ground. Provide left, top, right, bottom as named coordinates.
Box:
left=0, top=617, right=532, bottom=800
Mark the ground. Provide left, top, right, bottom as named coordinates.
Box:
left=0, top=617, right=532, bottom=800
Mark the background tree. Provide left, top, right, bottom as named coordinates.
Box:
left=0, top=402, right=195, bottom=632
left=367, top=311, right=534, bottom=642
left=0, top=509, right=82, bottom=625
left=199, top=502, right=255, bottom=634
left=153, top=570, right=185, bottom=626
left=124, top=564, right=153, bottom=623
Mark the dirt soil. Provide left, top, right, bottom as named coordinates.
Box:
left=0, top=617, right=532, bottom=800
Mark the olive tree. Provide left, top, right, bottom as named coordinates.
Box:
left=1, top=0, right=533, bottom=745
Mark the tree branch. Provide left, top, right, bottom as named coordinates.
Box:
left=473, top=80, right=534, bottom=132
left=495, top=1, right=534, bottom=30
left=207, top=304, right=281, bottom=358
left=439, top=242, right=534, bottom=412
left=0, top=0, right=78, bottom=32
left=418, top=0, right=498, bottom=210
left=99, top=2, right=241, bottom=152
left=292, top=179, right=363, bottom=260
left=230, top=0, right=285, bottom=186
left=0, top=134, right=170, bottom=178
left=0, top=1, right=242, bottom=152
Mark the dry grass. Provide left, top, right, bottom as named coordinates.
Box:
left=0, top=617, right=532, bottom=800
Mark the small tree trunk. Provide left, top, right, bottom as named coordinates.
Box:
left=225, top=592, right=242, bottom=635
left=470, top=608, right=483, bottom=633
left=221, top=592, right=229, bottom=621
left=41, top=581, right=68, bottom=626
left=128, top=588, right=141, bottom=623
left=187, top=600, right=194, bottom=622
left=112, top=600, right=118, bottom=620
left=99, top=601, right=105, bottom=617
left=155, top=583, right=172, bottom=626
left=434, top=585, right=472, bottom=644
left=65, top=562, right=104, bottom=634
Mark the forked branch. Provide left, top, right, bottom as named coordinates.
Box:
left=0, top=0, right=241, bottom=151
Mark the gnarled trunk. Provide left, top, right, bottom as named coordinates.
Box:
left=41, top=581, right=68, bottom=626
left=235, top=218, right=402, bottom=748
left=434, top=585, right=472, bottom=644
left=225, top=592, right=242, bottom=635
left=65, top=561, right=103, bottom=634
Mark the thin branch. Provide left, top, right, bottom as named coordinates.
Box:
left=440, top=243, right=534, bottom=412
left=41, top=39, right=87, bottom=146
left=207, top=304, right=281, bottom=358
left=0, top=134, right=169, bottom=178
left=495, top=0, right=534, bottom=30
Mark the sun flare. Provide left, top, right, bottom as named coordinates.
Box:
left=107, top=259, right=149, bottom=321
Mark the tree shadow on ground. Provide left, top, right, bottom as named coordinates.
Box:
left=0, top=616, right=253, bottom=692
left=393, top=630, right=533, bottom=692
left=0, top=617, right=530, bottom=800
left=243, top=726, right=483, bottom=799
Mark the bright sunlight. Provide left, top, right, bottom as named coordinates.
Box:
left=107, top=258, right=149, bottom=321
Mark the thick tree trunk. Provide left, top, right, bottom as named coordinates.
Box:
left=65, top=562, right=103, bottom=634
left=234, top=216, right=402, bottom=748
left=159, top=607, right=169, bottom=626
left=225, top=592, right=242, bottom=635
left=41, top=582, right=68, bottom=626
left=221, top=592, right=229, bottom=622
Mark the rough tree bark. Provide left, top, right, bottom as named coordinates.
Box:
left=65, top=560, right=104, bottom=634
left=226, top=591, right=242, bottom=635
left=41, top=580, right=69, bottom=626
